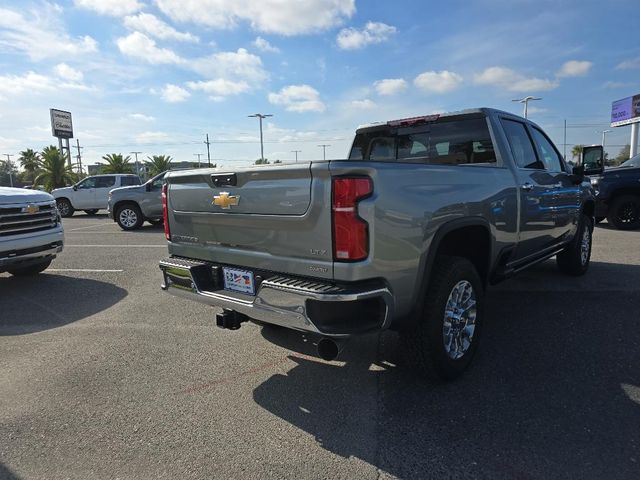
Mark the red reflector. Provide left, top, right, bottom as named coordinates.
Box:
left=387, top=114, right=440, bottom=127
left=332, top=177, right=372, bottom=261
left=162, top=182, right=170, bottom=241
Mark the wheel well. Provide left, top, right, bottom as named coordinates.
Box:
left=113, top=200, right=139, bottom=214
left=609, top=188, right=640, bottom=203
left=582, top=200, right=595, bottom=218
left=434, top=225, right=491, bottom=284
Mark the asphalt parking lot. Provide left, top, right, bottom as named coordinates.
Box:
left=1, top=215, right=639, bottom=480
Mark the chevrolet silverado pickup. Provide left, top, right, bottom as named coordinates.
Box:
left=159, top=108, right=600, bottom=380
left=1, top=187, right=64, bottom=276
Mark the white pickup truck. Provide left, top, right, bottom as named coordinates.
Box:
left=0, top=187, right=64, bottom=276
left=52, top=174, right=141, bottom=217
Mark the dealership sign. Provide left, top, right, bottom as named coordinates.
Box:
left=50, top=108, right=73, bottom=138
left=610, top=94, right=640, bottom=127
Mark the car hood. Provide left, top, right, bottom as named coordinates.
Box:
left=602, top=165, right=640, bottom=176
left=0, top=187, right=54, bottom=205
left=51, top=186, right=74, bottom=197
left=110, top=185, right=144, bottom=195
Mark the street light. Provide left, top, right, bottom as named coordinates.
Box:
left=130, top=151, right=142, bottom=177
left=3, top=153, right=13, bottom=187
left=318, top=144, right=330, bottom=161
left=512, top=96, right=542, bottom=119
left=291, top=150, right=301, bottom=162
left=600, top=129, right=612, bottom=148
left=248, top=113, right=273, bottom=162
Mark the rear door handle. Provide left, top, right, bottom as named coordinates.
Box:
left=521, top=183, right=534, bottom=191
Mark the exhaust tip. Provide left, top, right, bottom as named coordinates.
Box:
left=317, top=338, right=340, bottom=361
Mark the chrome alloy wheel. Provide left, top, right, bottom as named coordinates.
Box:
left=119, top=208, right=138, bottom=228
left=580, top=226, right=591, bottom=266
left=57, top=201, right=69, bottom=216
left=442, top=280, right=477, bottom=360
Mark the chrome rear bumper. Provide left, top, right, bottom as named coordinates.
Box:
left=159, top=256, right=394, bottom=337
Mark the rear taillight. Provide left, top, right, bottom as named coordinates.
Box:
left=332, top=177, right=373, bottom=261
left=162, top=182, right=170, bottom=241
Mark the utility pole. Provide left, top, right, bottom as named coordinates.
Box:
left=291, top=150, right=301, bottom=162
left=563, top=119, right=567, bottom=161
left=205, top=134, right=211, bottom=167
left=75, top=139, right=83, bottom=174
left=318, top=144, right=330, bottom=161
left=130, top=151, right=143, bottom=178
left=512, top=96, right=542, bottom=119
left=600, top=130, right=612, bottom=165
left=194, top=153, right=203, bottom=167
left=3, top=153, right=14, bottom=187
left=248, top=113, right=273, bottom=162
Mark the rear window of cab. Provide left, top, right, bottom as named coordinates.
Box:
left=349, top=117, right=496, bottom=165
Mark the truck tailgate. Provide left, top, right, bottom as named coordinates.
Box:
left=165, top=162, right=334, bottom=280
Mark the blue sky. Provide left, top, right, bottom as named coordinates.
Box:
left=0, top=0, right=639, bottom=167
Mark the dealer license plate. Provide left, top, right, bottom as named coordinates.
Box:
left=222, top=267, right=255, bottom=295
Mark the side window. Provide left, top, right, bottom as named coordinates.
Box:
left=501, top=119, right=541, bottom=169
left=95, top=176, right=116, bottom=188
left=151, top=174, right=165, bottom=190
left=77, top=177, right=96, bottom=189
left=530, top=127, right=563, bottom=173
left=120, top=176, right=138, bottom=186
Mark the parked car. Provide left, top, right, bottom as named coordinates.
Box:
left=1, top=187, right=64, bottom=276
left=52, top=174, right=141, bottom=217
left=158, top=108, right=600, bottom=381
left=591, top=152, right=640, bottom=229
left=107, top=171, right=166, bottom=230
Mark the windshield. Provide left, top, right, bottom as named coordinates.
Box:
left=619, top=153, right=640, bottom=168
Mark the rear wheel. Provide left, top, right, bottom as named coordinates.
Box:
left=8, top=259, right=52, bottom=276
left=607, top=195, right=640, bottom=230
left=56, top=198, right=74, bottom=217
left=84, top=209, right=99, bottom=215
left=116, top=204, right=143, bottom=230
left=403, top=256, right=484, bottom=381
left=556, top=214, right=593, bottom=276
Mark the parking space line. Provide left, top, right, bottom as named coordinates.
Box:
left=66, top=244, right=166, bottom=248
left=66, top=223, right=114, bottom=232
left=48, top=269, right=124, bottom=273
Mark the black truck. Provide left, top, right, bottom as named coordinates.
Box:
left=591, top=153, right=640, bottom=229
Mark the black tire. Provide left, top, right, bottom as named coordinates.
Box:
left=56, top=198, right=74, bottom=218
left=606, top=194, right=640, bottom=230
left=403, top=256, right=484, bottom=381
left=84, top=209, right=99, bottom=215
left=556, top=214, right=593, bottom=276
left=8, top=259, right=52, bottom=276
left=116, top=203, right=144, bottom=230
left=595, top=216, right=605, bottom=224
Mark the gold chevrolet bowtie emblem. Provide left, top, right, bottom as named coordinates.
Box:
left=212, top=192, right=239, bottom=209
left=23, top=204, right=39, bottom=214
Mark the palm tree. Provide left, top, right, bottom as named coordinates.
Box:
left=571, top=145, right=584, bottom=161
left=100, top=153, right=133, bottom=174
left=145, top=155, right=173, bottom=177
left=34, top=146, right=76, bottom=191
left=18, top=148, right=40, bottom=183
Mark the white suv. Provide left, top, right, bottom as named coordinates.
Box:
left=52, top=174, right=141, bottom=217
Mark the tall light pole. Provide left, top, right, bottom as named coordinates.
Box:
left=600, top=129, right=611, bottom=148
left=130, top=151, right=142, bottom=177
left=3, top=153, right=13, bottom=187
left=512, top=96, right=542, bottom=119
left=291, top=150, right=301, bottom=162
left=248, top=113, right=273, bottom=162
left=194, top=153, right=203, bottom=168
left=318, top=144, right=330, bottom=161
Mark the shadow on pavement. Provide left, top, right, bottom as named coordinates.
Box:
left=0, top=462, right=21, bottom=480
left=253, top=261, right=640, bottom=479
left=0, top=274, right=127, bottom=335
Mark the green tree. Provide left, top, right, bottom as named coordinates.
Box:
left=146, top=155, right=173, bottom=177
left=273, top=159, right=282, bottom=164
left=0, top=159, right=18, bottom=186
left=100, top=153, right=133, bottom=174
left=571, top=145, right=584, bottom=161
left=613, top=144, right=631, bottom=166
left=254, top=158, right=270, bottom=165
left=18, top=148, right=40, bottom=183
left=33, top=146, right=76, bottom=191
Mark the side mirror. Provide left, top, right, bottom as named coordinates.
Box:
left=570, top=164, right=585, bottom=185
left=581, top=145, right=605, bottom=176
left=73, top=185, right=78, bottom=191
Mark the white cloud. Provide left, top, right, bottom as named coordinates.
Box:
left=268, top=85, right=325, bottom=113
left=135, top=131, right=170, bottom=143
left=253, top=36, right=279, bottom=53
left=474, top=67, right=559, bottom=92
left=374, top=78, right=407, bottom=96
left=603, top=81, right=633, bottom=89
left=351, top=99, right=376, bottom=109
left=336, top=21, right=396, bottom=50
left=0, top=71, right=92, bottom=101
left=123, top=13, right=199, bottom=42
left=117, top=32, right=183, bottom=64
left=186, top=79, right=250, bottom=96
left=155, top=0, right=355, bottom=35
left=0, top=4, right=97, bottom=61
left=161, top=84, right=190, bottom=102
left=74, top=0, right=142, bottom=16
left=54, top=63, right=84, bottom=82
left=129, top=113, right=155, bottom=121
left=191, top=48, right=267, bottom=83
left=414, top=70, right=463, bottom=93
left=616, top=57, right=640, bottom=70
left=557, top=60, right=592, bottom=77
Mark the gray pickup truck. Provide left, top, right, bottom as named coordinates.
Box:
left=159, top=108, right=600, bottom=380
left=107, top=171, right=166, bottom=230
